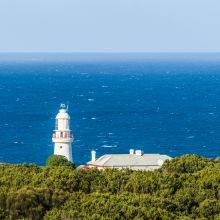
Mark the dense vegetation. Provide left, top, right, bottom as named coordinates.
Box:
left=0, top=154, right=219, bottom=219
left=46, top=155, right=76, bottom=169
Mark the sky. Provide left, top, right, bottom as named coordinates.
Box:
left=0, top=0, right=220, bottom=52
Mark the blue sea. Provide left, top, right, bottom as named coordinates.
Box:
left=0, top=53, right=219, bottom=165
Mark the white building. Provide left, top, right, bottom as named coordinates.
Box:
left=52, top=104, right=73, bottom=162
left=87, top=149, right=172, bottom=171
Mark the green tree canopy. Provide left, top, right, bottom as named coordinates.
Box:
left=46, top=155, right=76, bottom=169
left=0, top=154, right=219, bottom=219
left=161, top=154, right=214, bottom=174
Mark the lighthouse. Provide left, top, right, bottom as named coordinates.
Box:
left=52, top=104, right=73, bottom=162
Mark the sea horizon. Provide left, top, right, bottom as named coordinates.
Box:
left=1, top=52, right=220, bottom=62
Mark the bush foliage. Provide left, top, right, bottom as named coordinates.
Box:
left=46, top=155, right=76, bottom=169
left=0, top=154, right=219, bottom=219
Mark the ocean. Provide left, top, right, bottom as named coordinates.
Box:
left=0, top=53, right=219, bottom=165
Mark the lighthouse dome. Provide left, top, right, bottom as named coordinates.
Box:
left=55, top=104, right=70, bottom=119
left=56, top=108, right=70, bottom=119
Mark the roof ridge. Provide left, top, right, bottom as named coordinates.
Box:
left=101, top=155, right=112, bottom=166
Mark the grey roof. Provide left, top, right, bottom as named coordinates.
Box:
left=87, top=154, right=172, bottom=167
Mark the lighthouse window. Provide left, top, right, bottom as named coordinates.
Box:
left=55, top=119, right=58, bottom=130
left=60, top=146, right=62, bottom=149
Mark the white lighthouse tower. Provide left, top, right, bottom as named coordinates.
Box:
left=52, top=104, right=73, bottom=162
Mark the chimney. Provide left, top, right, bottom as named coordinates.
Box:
left=91, top=150, right=96, bottom=162
left=129, top=149, right=135, bottom=155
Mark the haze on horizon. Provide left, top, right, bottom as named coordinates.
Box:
left=1, top=0, right=220, bottom=53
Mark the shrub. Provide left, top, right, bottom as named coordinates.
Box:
left=46, top=155, right=76, bottom=169
left=161, top=154, right=214, bottom=174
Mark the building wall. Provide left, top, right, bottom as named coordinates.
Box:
left=109, top=165, right=160, bottom=171
left=88, top=164, right=161, bottom=171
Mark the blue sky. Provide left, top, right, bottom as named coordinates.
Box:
left=0, top=0, right=220, bottom=52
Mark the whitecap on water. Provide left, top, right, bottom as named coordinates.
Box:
left=101, top=145, right=118, bottom=148
left=88, top=98, right=94, bottom=102
left=186, top=135, right=195, bottom=139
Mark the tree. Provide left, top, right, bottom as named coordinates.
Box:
left=161, top=154, right=214, bottom=174
left=46, top=155, right=76, bottom=169
left=198, top=199, right=220, bottom=218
